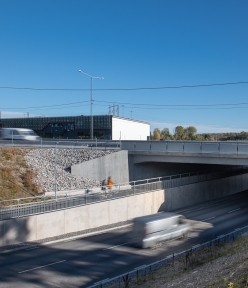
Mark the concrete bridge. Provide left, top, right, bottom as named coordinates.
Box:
left=120, top=140, right=248, bottom=180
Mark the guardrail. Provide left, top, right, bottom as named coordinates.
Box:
left=0, top=138, right=121, bottom=150
left=87, top=225, right=248, bottom=288
left=121, top=140, right=248, bottom=154
left=0, top=167, right=247, bottom=221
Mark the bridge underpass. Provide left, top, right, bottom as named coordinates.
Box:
left=122, top=140, right=248, bottom=181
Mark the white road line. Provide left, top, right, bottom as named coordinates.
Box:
left=134, top=265, right=146, bottom=270
left=228, top=208, right=241, bottom=214
left=94, top=278, right=109, bottom=285
left=18, top=260, right=66, bottom=274
left=200, top=216, right=215, bottom=222
left=25, top=247, right=40, bottom=251
left=103, top=241, right=132, bottom=250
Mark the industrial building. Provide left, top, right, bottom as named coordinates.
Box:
left=0, top=115, right=150, bottom=140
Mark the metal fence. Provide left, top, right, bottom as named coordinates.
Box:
left=0, top=167, right=247, bottom=221
left=87, top=224, right=248, bottom=288
left=0, top=138, right=121, bottom=150
left=121, top=140, right=248, bottom=154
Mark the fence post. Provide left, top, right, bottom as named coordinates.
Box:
left=43, top=194, right=45, bottom=213
left=133, top=181, right=135, bottom=195
left=17, top=199, right=20, bottom=217
left=40, top=137, right=42, bottom=148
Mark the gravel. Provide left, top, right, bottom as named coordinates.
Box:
left=25, top=148, right=116, bottom=192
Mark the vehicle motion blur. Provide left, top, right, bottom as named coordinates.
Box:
left=0, top=128, right=40, bottom=141
left=131, top=212, right=191, bottom=248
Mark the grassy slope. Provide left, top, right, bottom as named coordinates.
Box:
left=0, top=147, right=40, bottom=201
left=129, top=236, right=248, bottom=288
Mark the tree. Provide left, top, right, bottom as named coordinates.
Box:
left=152, top=128, right=161, bottom=140
left=184, top=126, right=197, bottom=139
left=174, top=126, right=184, bottom=140
left=160, top=128, right=170, bottom=139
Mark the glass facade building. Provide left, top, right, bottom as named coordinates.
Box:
left=0, top=115, right=113, bottom=139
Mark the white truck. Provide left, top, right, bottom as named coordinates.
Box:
left=0, top=128, right=40, bottom=141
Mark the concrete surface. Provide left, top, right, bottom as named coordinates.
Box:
left=129, top=150, right=248, bottom=166
left=1, top=173, right=248, bottom=247
left=71, top=150, right=129, bottom=183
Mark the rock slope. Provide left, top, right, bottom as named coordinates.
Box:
left=25, top=148, right=116, bottom=192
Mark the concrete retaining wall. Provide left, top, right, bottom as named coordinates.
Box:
left=161, top=173, right=248, bottom=211
left=0, top=190, right=164, bottom=247
left=71, top=150, right=129, bottom=183
left=1, top=173, right=248, bottom=247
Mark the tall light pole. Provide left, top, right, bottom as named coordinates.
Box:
left=78, top=70, right=104, bottom=140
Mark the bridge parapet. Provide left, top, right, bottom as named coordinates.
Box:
left=121, top=140, right=248, bottom=154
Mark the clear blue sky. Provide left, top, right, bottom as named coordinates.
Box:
left=1, top=0, right=248, bottom=133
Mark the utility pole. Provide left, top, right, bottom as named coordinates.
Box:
left=78, top=70, right=104, bottom=139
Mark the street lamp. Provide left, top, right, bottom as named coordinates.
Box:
left=78, top=70, right=104, bottom=140
left=54, top=142, right=59, bottom=201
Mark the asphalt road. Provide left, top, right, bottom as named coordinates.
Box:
left=1, top=191, right=248, bottom=288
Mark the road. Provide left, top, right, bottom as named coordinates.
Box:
left=1, top=191, right=248, bottom=287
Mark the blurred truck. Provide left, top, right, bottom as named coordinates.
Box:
left=0, top=128, right=40, bottom=141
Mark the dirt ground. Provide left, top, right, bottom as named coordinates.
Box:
left=0, top=147, right=40, bottom=202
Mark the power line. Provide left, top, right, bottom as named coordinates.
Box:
left=0, top=101, right=90, bottom=110
left=1, top=80, right=248, bottom=91
left=94, top=100, right=248, bottom=107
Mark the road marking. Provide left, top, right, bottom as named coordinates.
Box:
left=25, top=246, right=40, bottom=251
left=134, top=265, right=146, bottom=270
left=228, top=208, right=241, bottom=214
left=200, top=216, right=215, bottom=222
left=94, top=278, right=109, bottom=285
left=18, top=260, right=66, bottom=274
left=103, top=241, right=132, bottom=250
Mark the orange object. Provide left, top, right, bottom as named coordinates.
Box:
left=108, top=177, right=114, bottom=189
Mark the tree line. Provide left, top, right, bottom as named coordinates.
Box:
left=150, top=126, right=246, bottom=141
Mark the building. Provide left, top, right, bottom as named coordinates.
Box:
left=0, top=115, right=150, bottom=140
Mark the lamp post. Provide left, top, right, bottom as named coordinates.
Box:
left=54, top=142, right=59, bottom=201
left=78, top=70, right=104, bottom=140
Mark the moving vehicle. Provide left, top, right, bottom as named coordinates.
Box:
left=131, top=212, right=190, bottom=248
left=0, top=128, right=40, bottom=141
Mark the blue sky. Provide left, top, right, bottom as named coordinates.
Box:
left=1, top=0, right=248, bottom=133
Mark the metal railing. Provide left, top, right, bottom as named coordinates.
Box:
left=121, top=140, right=248, bottom=154
left=87, top=225, right=248, bottom=288
left=0, top=167, right=247, bottom=221
left=0, top=138, right=121, bottom=150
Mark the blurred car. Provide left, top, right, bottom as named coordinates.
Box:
left=131, top=212, right=190, bottom=248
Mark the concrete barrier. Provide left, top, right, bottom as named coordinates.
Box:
left=71, top=150, right=129, bottom=183
left=1, top=173, right=248, bottom=247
